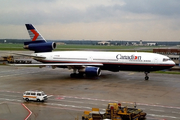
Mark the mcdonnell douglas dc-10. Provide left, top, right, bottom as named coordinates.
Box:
left=12, top=24, right=175, bottom=80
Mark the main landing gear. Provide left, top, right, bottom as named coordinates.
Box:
left=70, top=69, right=84, bottom=78
left=144, top=72, right=149, bottom=80
left=70, top=73, right=84, bottom=78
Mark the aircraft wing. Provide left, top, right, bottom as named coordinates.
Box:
left=9, top=53, right=103, bottom=68
left=12, top=53, right=46, bottom=59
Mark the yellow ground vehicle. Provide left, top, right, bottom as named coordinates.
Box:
left=82, top=103, right=146, bottom=120
left=2, top=55, right=32, bottom=64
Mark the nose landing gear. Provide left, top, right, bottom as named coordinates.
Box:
left=144, top=72, right=149, bottom=80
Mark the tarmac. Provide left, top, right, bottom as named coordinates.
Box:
left=0, top=51, right=180, bottom=120
left=0, top=64, right=180, bottom=120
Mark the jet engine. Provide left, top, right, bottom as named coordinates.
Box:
left=24, top=42, right=56, bottom=53
left=79, top=66, right=101, bottom=77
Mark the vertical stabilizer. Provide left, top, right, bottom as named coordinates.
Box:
left=25, top=24, right=46, bottom=42
left=24, top=24, right=56, bottom=53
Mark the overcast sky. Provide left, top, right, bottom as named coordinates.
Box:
left=1, top=0, right=180, bottom=41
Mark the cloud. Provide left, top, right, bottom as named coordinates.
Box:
left=121, top=0, right=180, bottom=16
left=0, top=0, right=180, bottom=40
left=1, top=0, right=180, bottom=25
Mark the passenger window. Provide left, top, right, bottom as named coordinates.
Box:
left=42, top=92, right=45, bottom=96
left=31, top=93, right=36, bottom=95
left=37, top=93, right=41, bottom=96
left=26, top=93, right=30, bottom=95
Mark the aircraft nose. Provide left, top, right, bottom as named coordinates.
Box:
left=171, top=60, right=176, bottom=66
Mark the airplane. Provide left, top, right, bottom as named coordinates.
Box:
left=11, top=24, right=175, bottom=80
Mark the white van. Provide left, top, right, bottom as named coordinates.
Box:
left=23, top=91, right=48, bottom=102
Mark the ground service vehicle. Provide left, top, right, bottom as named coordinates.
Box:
left=2, top=55, right=32, bottom=64
left=23, top=91, right=48, bottom=102
left=82, top=103, right=146, bottom=120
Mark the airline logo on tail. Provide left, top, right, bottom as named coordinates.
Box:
left=30, top=29, right=39, bottom=41
left=25, top=24, right=46, bottom=42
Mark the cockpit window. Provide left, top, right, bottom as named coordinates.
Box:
left=163, top=58, right=171, bottom=62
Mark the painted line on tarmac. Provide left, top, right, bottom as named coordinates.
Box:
left=137, top=103, right=180, bottom=110
left=21, top=103, right=32, bottom=120
left=0, top=69, right=51, bottom=78
left=0, top=98, right=22, bottom=102
left=0, top=93, right=22, bottom=98
left=60, top=95, right=180, bottom=110
left=1, top=90, right=180, bottom=111
left=0, top=69, right=17, bottom=73
left=148, top=114, right=179, bottom=119
left=45, top=103, right=92, bottom=109
left=0, top=90, right=22, bottom=93
left=50, top=98, right=85, bottom=104
left=0, top=101, right=33, bottom=120
left=150, top=109, right=165, bottom=112
left=172, top=111, right=180, bottom=114
left=27, top=103, right=172, bottom=120
left=0, top=102, right=5, bottom=104
left=146, top=117, right=166, bottom=120
left=23, top=103, right=87, bottom=112
left=128, top=72, right=135, bottom=75
left=47, top=95, right=53, bottom=98
left=0, top=97, right=177, bottom=120
left=0, top=98, right=88, bottom=113
left=62, top=96, right=118, bottom=102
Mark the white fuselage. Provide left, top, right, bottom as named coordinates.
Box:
left=32, top=51, right=175, bottom=72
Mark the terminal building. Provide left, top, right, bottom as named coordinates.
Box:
left=153, top=49, right=180, bottom=66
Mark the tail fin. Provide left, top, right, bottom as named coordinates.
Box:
left=24, top=24, right=56, bottom=53
left=25, top=24, right=46, bottom=42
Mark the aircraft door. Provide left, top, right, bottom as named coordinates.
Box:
left=88, top=56, right=93, bottom=61
left=154, top=58, right=158, bottom=64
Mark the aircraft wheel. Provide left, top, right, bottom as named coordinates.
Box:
left=70, top=73, right=77, bottom=78
left=71, top=73, right=85, bottom=78
left=70, top=73, right=74, bottom=78
left=78, top=73, right=84, bottom=78
left=145, top=76, right=149, bottom=80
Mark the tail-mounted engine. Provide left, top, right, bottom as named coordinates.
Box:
left=24, top=41, right=56, bottom=53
